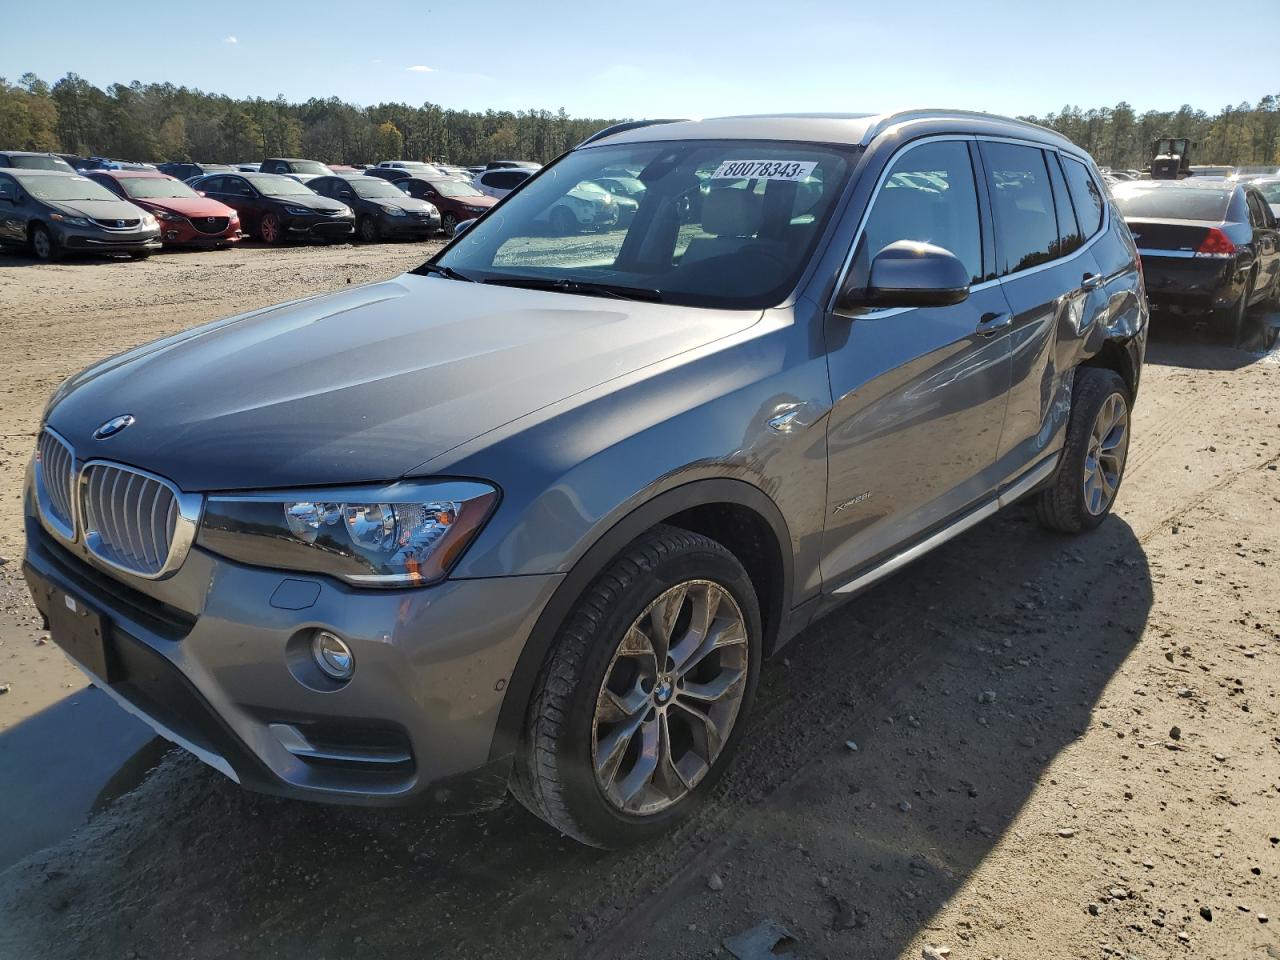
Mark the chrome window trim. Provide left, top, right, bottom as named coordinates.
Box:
left=829, top=133, right=1112, bottom=319
left=77, top=459, right=204, bottom=581
left=34, top=427, right=77, bottom=544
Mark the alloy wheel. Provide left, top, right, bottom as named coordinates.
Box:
left=1083, top=392, right=1129, bottom=515
left=32, top=228, right=52, bottom=259
left=591, top=579, right=749, bottom=816
left=260, top=215, right=280, bottom=244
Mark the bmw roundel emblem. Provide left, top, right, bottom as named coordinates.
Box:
left=93, top=415, right=135, bottom=440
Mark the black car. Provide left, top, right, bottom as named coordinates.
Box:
left=0, top=151, right=77, bottom=174
left=260, top=158, right=334, bottom=176
left=1114, top=179, right=1280, bottom=343
left=308, top=174, right=440, bottom=241
left=190, top=172, right=354, bottom=243
left=157, top=161, right=233, bottom=181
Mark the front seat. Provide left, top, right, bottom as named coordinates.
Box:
left=680, top=188, right=768, bottom=265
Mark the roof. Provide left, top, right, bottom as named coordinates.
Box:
left=586, top=110, right=1071, bottom=151
left=0, top=150, right=62, bottom=157
left=90, top=169, right=170, bottom=179
left=1, top=168, right=79, bottom=177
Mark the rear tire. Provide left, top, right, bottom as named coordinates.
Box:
left=1214, top=276, right=1253, bottom=347
left=442, top=212, right=458, bottom=236
left=511, top=525, right=761, bottom=849
left=1035, top=368, right=1131, bottom=533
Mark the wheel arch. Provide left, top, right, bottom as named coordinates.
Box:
left=488, top=477, right=793, bottom=763
left=1080, top=337, right=1139, bottom=401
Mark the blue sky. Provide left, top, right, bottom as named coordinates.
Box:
left=3, top=0, right=1276, bottom=119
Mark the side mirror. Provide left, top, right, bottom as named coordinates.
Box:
left=839, top=240, right=971, bottom=310
left=453, top=218, right=477, bottom=237
left=340, top=191, right=353, bottom=199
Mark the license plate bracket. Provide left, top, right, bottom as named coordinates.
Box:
left=41, top=583, right=114, bottom=682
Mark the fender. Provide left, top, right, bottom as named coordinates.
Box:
left=487, top=476, right=794, bottom=763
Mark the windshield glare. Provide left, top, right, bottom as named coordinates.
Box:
left=20, top=174, right=119, bottom=202
left=1257, top=182, right=1280, bottom=203
left=1113, top=184, right=1231, bottom=221
left=350, top=178, right=404, bottom=198
left=429, top=179, right=484, bottom=198
left=10, top=155, right=73, bottom=172
left=120, top=177, right=199, bottom=200
left=438, top=141, right=855, bottom=309
left=290, top=160, right=332, bottom=175
left=246, top=175, right=315, bottom=197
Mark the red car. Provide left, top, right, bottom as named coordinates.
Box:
left=397, top=177, right=497, bottom=234
left=87, top=170, right=241, bottom=247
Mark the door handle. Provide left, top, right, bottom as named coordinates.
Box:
left=976, top=312, right=1012, bottom=337
left=1081, top=272, right=1104, bottom=290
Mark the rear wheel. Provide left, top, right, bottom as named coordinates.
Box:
left=30, top=224, right=58, bottom=261
left=1035, top=368, right=1131, bottom=533
left=1214, top=276, right=1253, bottom=346
left=511, top=525, right=761, bottom=848
left=259, top=213, right=282, bottom=245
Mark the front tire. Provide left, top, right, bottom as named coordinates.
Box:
left=442, top=212, right=458, bottom=236
left=358, top=215, right=381, bottom=243
left=259, top=213, right=282, bottom=245
left=1035, top=368, right=1131, bottom=533
left=30, top=224, right=59, bottom=261
left=511, top=525, right=761, bottom=848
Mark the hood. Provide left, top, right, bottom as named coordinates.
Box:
left=455, top=195, right=497, bottom=209
left=135, top=196, right=238, bottom=219
left=49, top=197, right=148, bottom=221
left=372, top=195, right=435, bottom=214
left=46, top=276, right=762, bottom=491
left=264, top=192, right=346, bottom=213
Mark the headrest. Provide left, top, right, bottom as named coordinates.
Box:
left=702, top=188, right=762, bottom=237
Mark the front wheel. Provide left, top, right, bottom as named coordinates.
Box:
left=1035, top=367, right=1131, bottom=533
left=442, top=212, right=458, bottom=236
left=259, top=213, right=282, bottom=245
left=511, top=525, right=761, bottom=848
left=30, top=224, right=59, bottom=261
left=358, top=215, right=381, bottom=243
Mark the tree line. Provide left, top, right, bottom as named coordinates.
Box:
left=0, top=72, right=619, bottom=166
left=1022, top=96, right=1280, bottom=169
left=3, top=72, right=1280, bottom=170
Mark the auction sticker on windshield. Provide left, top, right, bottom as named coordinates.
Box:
left=711, top=160, right=818, bottom=181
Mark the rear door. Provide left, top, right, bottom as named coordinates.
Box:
left=979, top=140, right=1106, bottom=479
left=822, top=137, right=1014, bottom=588
left=1245, top=188, right=1280, bottom=300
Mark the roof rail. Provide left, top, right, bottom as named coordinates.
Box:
left=577, top=118, right=688, bottom=148
left=859, top=109, right=1065, bottom=146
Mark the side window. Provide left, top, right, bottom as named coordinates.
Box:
left=0, top=175, right=13, bottom=201
left=200, top=176, right=225, bottom=193
left=313, top=178, right=333, bottom=198
left=853, top=139, right=983, bottom=286
left=261, top=161, right=279, bottom=174
left=1045, top=153, right=1082, bottom=257
left=1061, top=156, right=1105, bottom=238
left=981, top=141, right=1059, bottom=276
left=1246, top=191, right=1268, bottom=227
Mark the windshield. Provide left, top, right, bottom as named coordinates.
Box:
left=1257, top=182, right=1280, bottom=203
left=10, top=154, right=73, bottom=172
left=429, top=179, right=484, bottom=198
left=245, top=174, right=315, bottom=197
left=437, top=140, right=855, bottom=309
left=19, top=174, right=119, bottom=202
left=349, top=178, right=405, bottom=199
left=119, top=177, right=200, bottom=200
left=289, top=160, right=332, bottom=175
left=1113, top=184, right=1231, bottom=221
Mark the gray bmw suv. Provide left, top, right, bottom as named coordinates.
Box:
left=23, top=111, right=1146, bottom=848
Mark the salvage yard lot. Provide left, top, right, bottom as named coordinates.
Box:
left=0, top=246, right=1277, bottom=959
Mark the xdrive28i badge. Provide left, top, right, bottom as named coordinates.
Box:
left=93, top=415, right=135, bottom=440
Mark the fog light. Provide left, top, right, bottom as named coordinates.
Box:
left=312, top=631, right=354, bottom=680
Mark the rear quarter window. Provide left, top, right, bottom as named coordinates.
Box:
left=1061, top=156, right=1105, bottom=238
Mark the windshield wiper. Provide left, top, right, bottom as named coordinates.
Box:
left=481, top=276, right=662, bottom=302
left=413, top=262, right=475, bottom=282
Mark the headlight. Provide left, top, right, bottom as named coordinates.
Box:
left=152, top=210, right=182, bottom=222
left=49, top=214, right=90, bottom=226
left=284, top=205, right=313, bottom=216
left=142, top=213, right=158, bottom=228
left=380, top=205, right=407, bottom=216
left=197, top=480, right=498, bottom=587
left=466, top=205, right=487, bottom=214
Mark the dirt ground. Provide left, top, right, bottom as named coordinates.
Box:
left=0, top=243, right=1277, bottom=960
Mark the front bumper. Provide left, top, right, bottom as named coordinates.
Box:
left=159, top=219, right=242, bottom=247
left=285, top=215, right=355, bottom=240
left=381, top=213, right=442, bottom=237
left=22, top=503, right=560, bottom=811
left=57, top=223, right=163, bottom=253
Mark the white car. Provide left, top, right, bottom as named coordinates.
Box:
left=376, top=160, right=445, bottom=177
left=532, top=181, right=620, bottom=234
left=1251, top=177, right=1280, bottom=220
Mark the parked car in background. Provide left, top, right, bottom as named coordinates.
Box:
left=1230, top=166, right=1280, bottom=182
left=0, top=151, right=77, bottom=174
left=1114, top=178, right=1278, bottom=343
left=397, top=176, right=495, bottom=234
left=22, top=111, right=1147, bottom=850
left=484, top=160, right=540, bottom=170
left=189, top=172, right=353, bottom=244
left=282, top=173, right=324, bottom=186
left=157, top=162, right=233, bottom=181
left=260, top=158, right=334, bottom=176
left=234, top=163, right=261, bottom=172
left=1251, top=177, right=1280, bottom=219
left=474, top=167, right=532, bottom=199
left=366, top=162, right=444, bottom=184
left=435, top=164, right=473, bottom=181
left=0, top=169, right=160, bottom=260
left=1188, top=165, right=1234, bottom=179
left=308, top=173, right=440, bottom=241
left=87, top=170, right=241, bottom=248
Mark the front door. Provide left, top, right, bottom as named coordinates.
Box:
left=822, top=138, right=1013, bottom=589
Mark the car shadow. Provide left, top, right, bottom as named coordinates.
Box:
left=1146, top=307, right=1280, bottom=370
left=0, top=506, right=1151, bottom=960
